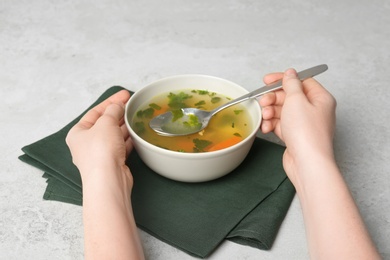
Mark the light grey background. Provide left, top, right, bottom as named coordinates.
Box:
left=1, top=0, right=389, bottom=259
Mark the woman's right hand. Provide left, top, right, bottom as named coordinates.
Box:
left=261, top=69, right=380, bottom=260
left=260, top=68, right=337, bottom=185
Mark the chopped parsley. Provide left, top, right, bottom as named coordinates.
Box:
left=193, top=138, right=212, bottom=152
left=197, top=90, right=209, bottom=95
left=183, top=114, right=202, bottom=129
left=191, top=90, right=217, bottom=96
left=211, top=97, right=221, bottom=104
left=136, top=107, right=154, bottom=118
left=149, top=103, right=161, bottom=110
left=234, top=110, right=243, bottom=115
left=194, top=100, right=206, bottom=107
left=171, top=109, right=184, bottom=122
left=168, top=92, right=192, bottom=109
left=134, top=122, right=146, bottom=134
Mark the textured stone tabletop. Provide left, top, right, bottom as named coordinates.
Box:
left=1, top=0, right=389, bottom=259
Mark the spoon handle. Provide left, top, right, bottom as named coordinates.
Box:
left=210, top=64, right=328, bottom=115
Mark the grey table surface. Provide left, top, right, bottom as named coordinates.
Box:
left=1, top=0, right=389, bottom=259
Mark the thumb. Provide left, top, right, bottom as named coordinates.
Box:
left=103, top=102, right=125, bottom=122
left=282, top=68, right=304, bottom=96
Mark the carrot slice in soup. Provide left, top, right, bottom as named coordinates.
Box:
left=153, top=105, right=169, bottom=116
left=207, top=136, right=242, bottom=152
left=175, top=138, right=196, bottom=152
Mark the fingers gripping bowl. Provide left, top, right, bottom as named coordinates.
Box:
left=124, top=75, right=262, bottom=182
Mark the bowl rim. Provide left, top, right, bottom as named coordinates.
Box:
left=125, top=74, right=262, bottom=158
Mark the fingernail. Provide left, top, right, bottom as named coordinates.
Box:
left=285, top=68, right=297, bottom=78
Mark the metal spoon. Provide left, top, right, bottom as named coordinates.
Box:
left=149, top=64, right=328, bottom=136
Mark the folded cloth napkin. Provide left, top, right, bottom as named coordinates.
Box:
left=19, top=86, right=295, bottom=258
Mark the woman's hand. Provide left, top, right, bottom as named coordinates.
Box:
left=66, top=90, right=145, bottom=260
left=260, top=69, right=337, bottom=184
left=260, top=69, right=380, bottom=259
left=66, top=90, right=132, bottom=184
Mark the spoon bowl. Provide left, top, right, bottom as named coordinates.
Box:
left=150, top=64, right=328, bottom=136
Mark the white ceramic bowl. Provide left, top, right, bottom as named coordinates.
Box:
left=125, top=75, right=261, bottom=182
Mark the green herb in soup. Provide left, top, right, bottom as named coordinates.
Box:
left=168, top=92, right=192, bottom=109
left=183, top=114, right=201, bottom=129
left=193, top=138, right=212, bottom=152
left=131, top=89, right=252, bottom=153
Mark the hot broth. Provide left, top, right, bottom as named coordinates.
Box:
left=131, top=89, right=252, bottom=153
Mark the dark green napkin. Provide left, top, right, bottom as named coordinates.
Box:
left=19, top=86, right=295, bottom=258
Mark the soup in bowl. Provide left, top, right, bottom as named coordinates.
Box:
left=125, top=75, right=261, bottom=182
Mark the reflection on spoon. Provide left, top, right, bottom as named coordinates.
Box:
left=149, top=64, right=328, bottom=137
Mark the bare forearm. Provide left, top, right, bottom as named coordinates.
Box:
left=82, top=168, right=144, bottom=260
left=292, top=155, right=380, bottom=259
